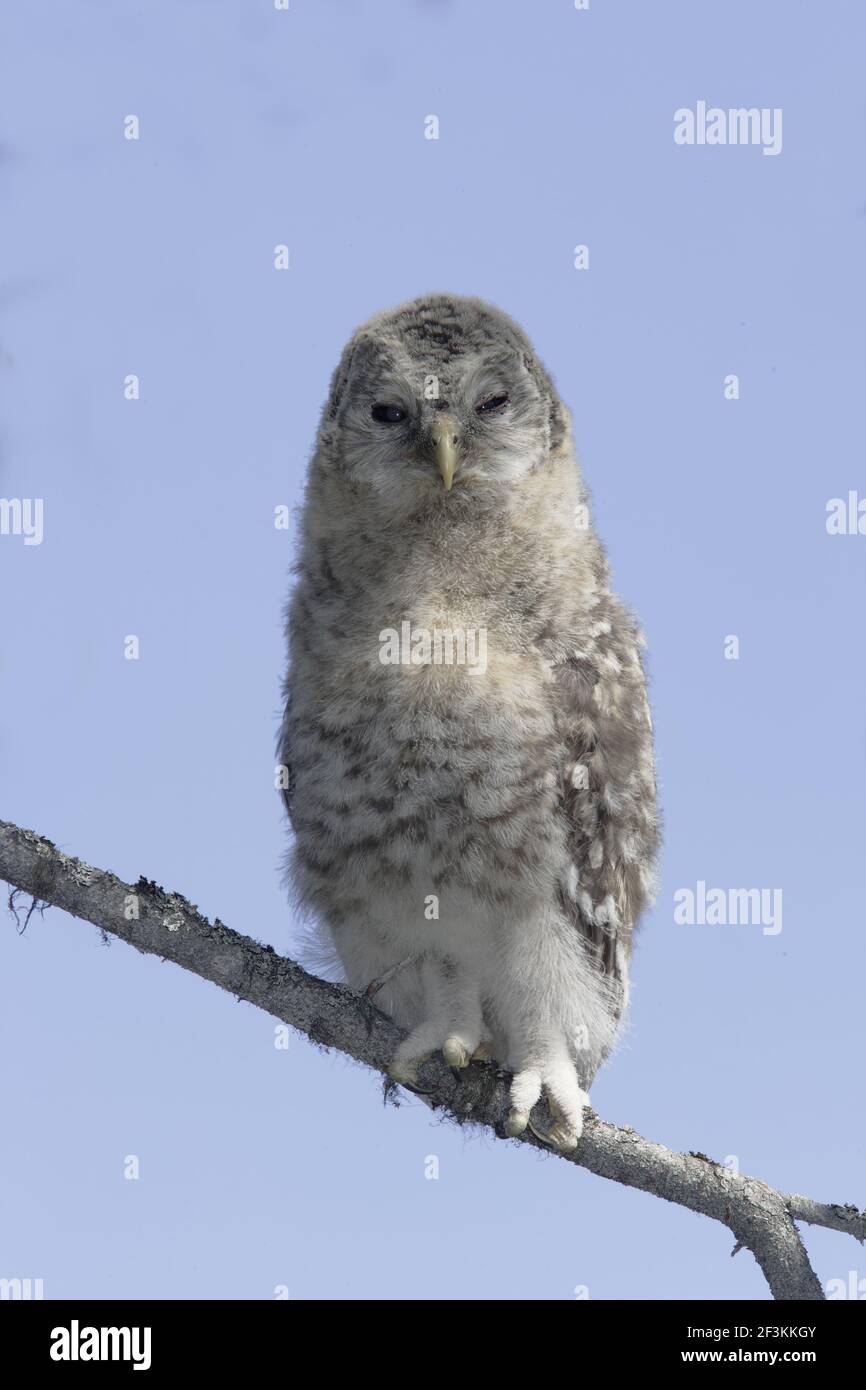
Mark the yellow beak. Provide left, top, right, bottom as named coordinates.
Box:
left=431, top=415, right=460, bottom=491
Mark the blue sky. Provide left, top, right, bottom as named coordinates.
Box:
left=1, top=0, right=864, bottom=1300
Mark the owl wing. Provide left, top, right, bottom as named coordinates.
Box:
left=549, top=605, right=659, bottom=1014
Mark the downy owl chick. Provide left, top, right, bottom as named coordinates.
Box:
left=280, top=294, right=658, bottom=1149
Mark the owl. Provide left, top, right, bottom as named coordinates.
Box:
left=279, top=294, right=659, bottom=1151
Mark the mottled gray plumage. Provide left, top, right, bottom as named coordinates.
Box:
left=280, top=294, right=658, bottom=1148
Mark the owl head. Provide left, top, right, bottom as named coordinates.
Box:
left=315, top=294, right=572, bottom=515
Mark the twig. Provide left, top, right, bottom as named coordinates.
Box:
left=1, top=817, right=860, bottom=1300
left=363, top=953, right=416, bottom=997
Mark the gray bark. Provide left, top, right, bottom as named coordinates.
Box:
left=2, top=817, right=862, bottom=1300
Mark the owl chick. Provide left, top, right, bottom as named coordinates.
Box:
left=280, top=294, right=659, bottom=1151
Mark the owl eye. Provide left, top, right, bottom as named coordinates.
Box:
left=371, top=403, right=407, bottom=424
left=476, top=393, right=509, bottom=415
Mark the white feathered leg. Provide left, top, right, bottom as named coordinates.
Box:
left=389, top=955, right=484, bottom=1087
left=441, top=962, right=485, bottom=1068
left=494, top=905, right=619, bottom=1151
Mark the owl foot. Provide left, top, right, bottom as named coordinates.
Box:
left=388, top=1055, right=434, bottom=1094
left=529, top=1101, right=582, bottom=1153
left=505, top=1053, right=589, bottom=1152
left=442, top=1036, right=471, bottom=1068
left=443, top=1029, right=494, bottom=1067
left=390, top=1027, right=484, bottom=1090
left=505, top=1066, right=542, bottom=1139
left=504, top=1108, right=531, bottom=1138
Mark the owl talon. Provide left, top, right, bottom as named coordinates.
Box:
left=388, top=1058, right=434, bottom=1094
left=504, top=1108, right=530, bottom=1137
left=529, top=1117, right=580, bottom=1152
left=529, top=1082, right=588, bottom=1150
left=442, top=1037, right=471, bottom=1068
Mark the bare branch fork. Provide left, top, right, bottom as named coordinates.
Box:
left=1, top=819, right=861, bottom=1300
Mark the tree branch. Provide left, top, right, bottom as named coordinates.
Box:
left=1, top=818, right=861, bottom=1300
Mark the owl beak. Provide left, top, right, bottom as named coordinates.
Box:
left=431, top=415, right=460, bottom=491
